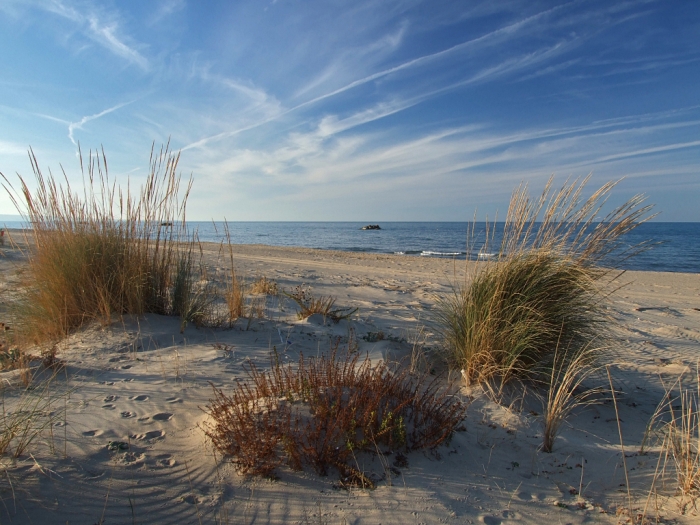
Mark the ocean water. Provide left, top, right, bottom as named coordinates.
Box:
left=191, top=221, right=699, bottom=273
left=2, top=220, right=698, bottom=273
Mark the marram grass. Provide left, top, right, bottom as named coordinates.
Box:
left=1, top=142, right=208, bottom=341
left=436, top=176, right=654, bottom=389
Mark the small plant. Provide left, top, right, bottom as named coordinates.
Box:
left=284, top=285, right=357, bottom=322
left=250, top=276, right=278, bottom=296
left=204, top=351, right=466, bottom=486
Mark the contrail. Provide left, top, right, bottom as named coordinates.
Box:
left=68, top=101, right=134, bottom=145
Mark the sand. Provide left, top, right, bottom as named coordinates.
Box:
left=0, top=239, right=699, bottom=524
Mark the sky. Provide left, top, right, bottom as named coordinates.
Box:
left=0, top=0, right=698, bottom=221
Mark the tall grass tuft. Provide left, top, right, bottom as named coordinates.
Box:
left=1, top=142, right=207, bottom=341
left=645, top=368, right=700, bottom=515
left=541, top=341, right=601, bottom=452
left=437, top=176, right=653, bottom=389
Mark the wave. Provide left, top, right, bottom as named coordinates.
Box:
left=420, top=250, right=464, bottom=257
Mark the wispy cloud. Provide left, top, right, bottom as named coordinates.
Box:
left=13, top=0, right=149, bottom=69
left=183, top=5, right=568, bottom=151
left=67, top=101, right=134, bottom=146
left=590, top=140, right=700, bottom=164
left=148, top=0, right=186, bottom=25
left=0, top=140, right=28, bottom=157
left=86, top=16, right=148, bottom=70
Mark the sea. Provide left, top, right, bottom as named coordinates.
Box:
left=2, top=220, right=698, bottom=273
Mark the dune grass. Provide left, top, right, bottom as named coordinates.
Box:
left=642, top=368, right=700, bottom=515
left=664, top=385, right=700, bottom=514
left=0, top=374, right=67, bottom=463
left=1, top=143, right=211, bottom=341
left=436, top=176, right=653, bottom=390
left=541, top=341, right=602, bottom=453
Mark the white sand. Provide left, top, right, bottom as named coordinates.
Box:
left=1, top=241, right=699, bottom=524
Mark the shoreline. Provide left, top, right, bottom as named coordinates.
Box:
left=5, top=231, right=698, bottom=275
left=4, top=225, right=698, bottom=274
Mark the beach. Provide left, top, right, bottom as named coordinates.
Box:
left=1, top=240, right=699, bottom=524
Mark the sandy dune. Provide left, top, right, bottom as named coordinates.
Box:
left=1, top=240, right=699, bottom=524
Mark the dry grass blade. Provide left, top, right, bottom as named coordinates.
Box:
left=204, top=351, right=466, bottom=486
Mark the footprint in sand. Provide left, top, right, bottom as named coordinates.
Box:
left=165, top=397, right=183, bottom=403
left=182, top=494, right=200, bottom=505
left=83, top=429, right=104, bottom=437
left=103, top=395, right=119, bottom=402
left=138, top=416, right=150, bottom=422
left=153, top=454, right=176, bottom=468
left=152, top=412, right=173, bottom=421
left=121, top=452, right=147, bottom=467
left=102, top=404, right=116, bottom=410
left=121, top=411, right=135, bottom=418
left=121, top=364, right=133, bottom=369
left=481, top=510, right=523, bottom=525
left=130, top=395, right=149, bottom=401
left=516, top=491, right=532, bottom=501
left=132, top=429, right=165, bottom=441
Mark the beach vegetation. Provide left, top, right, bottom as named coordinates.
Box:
left=250, top=276, right=278, bottom=296
left=205, top=350, right=466, bottom=487
left=642, top=369, right=700, bottom=515
left=437, top=176, right=653, bottom=389
left=1, top=143, right=214, bottom=341
left=285, top=285, right=357, bottom=322
left=0, top=375, right=67, bottom=462
left=436, top=177, right=653, bottom=452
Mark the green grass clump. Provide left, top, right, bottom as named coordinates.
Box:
left=437, top=176, right=653, bottom=389
left=1, top=142, right=208, bottom=341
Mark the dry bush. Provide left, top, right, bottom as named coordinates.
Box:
left=285, top=285, right=357, bottom=322
left=436, top=176, right=653, bottom=389
left=1, top=143, right=211, bottom=341
left=205, top=351, right=466, bottom=486
left=250, top=276, right=278, bottom=296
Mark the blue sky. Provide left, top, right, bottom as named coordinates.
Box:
left=0, top=0, right=698, bottom=221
